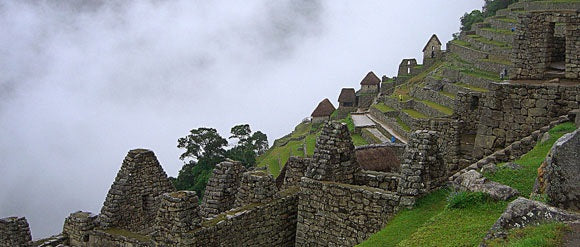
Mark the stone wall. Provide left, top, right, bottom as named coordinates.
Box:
left=88, top=229, right=151, bottom=247
left=455, top=91, right=483, bottom=134
left=473, top=82, right=580, bottom=159
left=0, top=216, right=32, bottom=247
left=305, top=122, right=359, bottom=183
left=200, top=160, right=245, bottom=218
left=398, top=131, right=446, bottom=207
left=178, top=188, right=299, bottom=247
left=512, top=11, right=580, bottom=79
left=357, top=94, right=376, bottom=108
left=235, top=170, right=279, bottom=207
left=62, top=211, right=97, bottom=247
left=280, top=156, right=309, bottom=189
left=354, top=170, right=400, bottom=192
left=397, top=59, right=419, bottom=78
left=411, top=87, right=455, bottom=109
left=418, top=119, right=462, bottom=173
left=98, top=149, right=175, bottom=232
left=153, top=191, right=201, bottom=246
left=295, top=178, right=400, bottom=246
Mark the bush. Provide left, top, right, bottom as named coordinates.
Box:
left=461, top=10, right=485, bottom=31
left=446, top=191, right=491, bottom=209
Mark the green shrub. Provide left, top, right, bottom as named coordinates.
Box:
left=446, top=191, right=491, bottom=209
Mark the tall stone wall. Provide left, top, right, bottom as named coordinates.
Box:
left=398, top=131, right=446, bottom=207
left=200, top=160, right=245, bottom=218
left=296, top=178, right=400, bottom=246
left=417, top=118, right=462, bottom=173
left=178, top=188, right=299, bottom=247
left=473, top=83, right=580, bottom=158
left=153, top=191, right=201, bottom=246
left=512, top=11, right=580, bottom=79
left=455, top=91, right=483, bottom=134
left=280, top=156, right=309, bottom=189
left=98, top=149, right=175, bottom=233
left=0, top=216, right=32, bottom=247
left=305, top=122, right=359, bottom=183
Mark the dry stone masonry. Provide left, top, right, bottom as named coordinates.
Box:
left=199, top=160, right=245, bottom=218
left=279, top=156, right=309, bottom=189
left=305, top=122, right=359, bottom=183
left=63, top=211, right=97, bottom=247
left=98, top=149, right=175, bottom=233
left=153, top=191, right=200, bottom=246
left=0, top=216, right=32, bottom=247
left=235, top=170, right=279, bottom=207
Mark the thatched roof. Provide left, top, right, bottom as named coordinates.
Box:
left=311, top=98, right=336, bottom=117
left=360, top=71, right=380, bottom=85
left=422, top=34, right=442, bottom=52
left=338, top=88, right=356, bottom=103
left=355, top=144, right=405, bottom=172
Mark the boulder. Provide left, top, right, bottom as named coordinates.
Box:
left=533, top=129, right=580, bottom=210
left=482, top=197, right=580, bottom=243
left=453, top=170, right=519, bottom=201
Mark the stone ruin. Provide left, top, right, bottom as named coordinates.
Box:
left=0, top=217, right=32, bottom=247
left=512, top=10, right=580, bottom=79
left=199, top=160, right=245, bottom=218
left=1, top=121, right=458, bottom=246
left=98, top=149, right=175, bottom=233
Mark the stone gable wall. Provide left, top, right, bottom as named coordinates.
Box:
left=0, top=216, right=32, bottom=247
left=199, top=160, right=245, bottom=218
left=98, top=149, right=175, bottom=232
left=295, top=178, right=400, bottom=247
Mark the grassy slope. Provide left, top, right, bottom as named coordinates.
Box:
left=256, top=114, right=368, bottom=177
left=358, top=122, right=577, bottom=246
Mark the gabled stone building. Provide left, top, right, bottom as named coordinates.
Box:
left=422, top=34, right=442, bottom=67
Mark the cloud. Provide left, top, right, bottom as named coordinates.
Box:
left=0, top=0, right=482, bottom=239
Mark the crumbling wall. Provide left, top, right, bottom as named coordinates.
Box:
left=398, top=130, right=446, bottom=207
left=279, top=156, right=309, bottom=189
left=397, top=59, right=419, bottom=79
left=295, top=178, right=400, bottom=246
left=235, top=170, right=279, bottom=207
left=0, top=216, right=32, bottom=247
left=473, top=83, right=580, bottom=159
left=178, top=188, right=299, bottom=247
left=200, top=160, right=245, bottom=218
left=63, top=211, right=97, bottom=247
left=305, top=122, right=359, bottom=183
left=98, top=149, right=175, bottom=232
left=153, top=191, right=201, bottom=246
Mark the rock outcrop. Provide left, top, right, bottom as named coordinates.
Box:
left=452, top=170, right=519, bottom=201
left=533, top=129, right=580, bottom=210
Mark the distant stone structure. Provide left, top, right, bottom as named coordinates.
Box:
left=357, top=71, right=381, bottom=108
left=397, top=58, right=419, bottom=78
left=422, top=34, right=442, bottom=67
left=310, top=98, right=336, bottom=123
left=337, top=88, right=357, bottom=118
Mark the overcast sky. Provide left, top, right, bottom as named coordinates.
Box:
left=0, top=0, right=483, bottom=239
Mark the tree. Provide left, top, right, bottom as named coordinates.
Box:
left=229, top=124, right=252, bottom=147
left=460, top=10, right=484, bottom=32
left=177, top=127, right=227, bottom=163
left=251, top=131, right=269, bottom=155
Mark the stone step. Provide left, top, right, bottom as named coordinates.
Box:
left=367, top=108, right=410, bottom=143
left=361, top=127, right=389, bottom=144
left=473, top=24, right=514, bottom=44
left=486, top=17, right=517, bottom=31
left=460, top=34, right=511, bottom=56
left=400, top=108, right=428, bottom=130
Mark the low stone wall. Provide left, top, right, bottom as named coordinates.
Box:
left=354, top=170, right=400, bottom=192
left=35, top=234, right=68, bottom=247
left=63, top=211, right=97, bottom=247
left=0, top=216, right=32, bottom=247
left=358, top=94, right=375, bottom=108
left=448, top=42, right=489, bottom=63
left=473, top=82, right=580, bottom=159
left=179, top=188, right=299, bottom=247
left=461, top=34, right=511, bottom=56
left=89, top=229, right=151, bottom=247
left=361, top=128, right=382, bottom=144
left=296, top=178, right=400, bottom=246
left=455, top=91, right=483, bottom=134
left=511, top=1, right=580, bottom=11
left=460, top=72, right=497, bottom=89
left=451, top=115, right=571, bottom=182
left=399, top=110, right=428, bottom=130
left=412, top=99, right=448, bottom=118
left=487, top=18, right=516, bottom=31
left=474, top=25, right=514, bottom=44
left=411, top=87, right=455, bottom=109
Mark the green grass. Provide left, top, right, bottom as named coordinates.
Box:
left=372, top=102, right=395, bottom=113
left=484, top=122, right=577, bottom=197
left=468, top=34, right=511, bottom=48
left=495, top=17, right=517, bottom=23
left=408, top=61, right=445, bottom=84
left=486, top=222, right=569, bottom=247
left=456, top=82, right=490, bottom=93
left=351, top=133, right=369, bottom=146
left=361, top=128, right=382, bottom=144
left=341, top=114, right=355, bottom=133
left=419, top=100, right=454, bottom=116
left=439, top=91, right=456, bottom=99
left=402, top=109, right=428, bottom=119
left=451, top=39, right=472, bottom=47
left=480, top=57, right=512, bottom=66
left=396, top=117, right=411, bottom=132
left=359, top=189, right=508, bottom=247
left=481, top=27, right=514, bottom=35
left=357, top=189, right=449, bottom=247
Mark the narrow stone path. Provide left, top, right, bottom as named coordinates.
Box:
left=351, top=114, right=375, bottom=128
left=364, top=127, right=389, bottom=143
left=366, top=114, right=409, bottom=144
